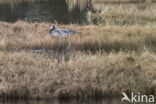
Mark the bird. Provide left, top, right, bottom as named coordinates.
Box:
left=49, top=26, right=77, bottom=37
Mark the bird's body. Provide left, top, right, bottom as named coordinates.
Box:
left=49, top=26, right=77, bottom=37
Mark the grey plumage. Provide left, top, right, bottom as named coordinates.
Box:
left=49, top=26, right=77, bottom=37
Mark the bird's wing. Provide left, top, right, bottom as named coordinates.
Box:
left=52, top=29, right=77, bottom=37
left=52, top=30, right=62, bottom=36
left=57, top=29, right=68, bottom=32
left=69, top=30, right=77, bottom=34
left=60, top=31, right=69, bottom=36
left=57, top=29, right=77, bottom=34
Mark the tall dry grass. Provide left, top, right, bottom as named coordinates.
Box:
left=66, top=0, right=155, bottom=12
left=66, top=0, right=89, bottom=11
left=0, top=1, right=156, bottom=99
left=87, top=3, right=156, bottom=25
left=0, top=50, right=156, bottom=99
left=92, top=0, right=155, bottom=3
left=0, top=21, right=156, bottom=99
left=0, top=21, right=156, bottom=52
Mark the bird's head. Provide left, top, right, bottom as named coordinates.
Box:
left=49, top=26, right=55, bottom=33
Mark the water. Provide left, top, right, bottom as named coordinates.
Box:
left=0, top=0, right=152, bottom=25
left=0, top=0, right=89, bottom=24
left=0, top=99, right=133, bottom=104
left=1, top=98, right=152, bottom=104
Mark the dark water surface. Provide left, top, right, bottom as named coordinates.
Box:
left=0, top=99, right=133, bottom=104
left=0, top=0, right=88, bottom=24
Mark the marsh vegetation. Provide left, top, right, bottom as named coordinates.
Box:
left=0, top=21, right=156, bottom=99
left=0, top=0, right=156, bottom=101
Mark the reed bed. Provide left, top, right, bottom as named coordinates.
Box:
left=66, top=0, right=89, bottom=11
left=0, top=0, right=156, bottom=99
left=0, top=21, right=156, bottom=99
left=0, top=21, right=156, bottom=52
left=87, top=3, right=156, bottom=25
left=92, top=0, right=155, bottom=3
left=0, top=50, right=156, bottom=99
left=66, top=0, right=155, bottom=11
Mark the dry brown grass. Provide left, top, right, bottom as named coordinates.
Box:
left=0, top=21, right=156, bottom=53
left=66, top=0, right=156, bottom=12
left=0, top=21, right=156, bottom=99
left=0, top=0, right=156, bottom=100
left=92, top=0, right=155, bottom=3
left=0, top=50, right=156, bottom=99
left=87, top=3, right=156, bottom=25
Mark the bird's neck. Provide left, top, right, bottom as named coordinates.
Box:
left=49, top=29, right=53, bottom=33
